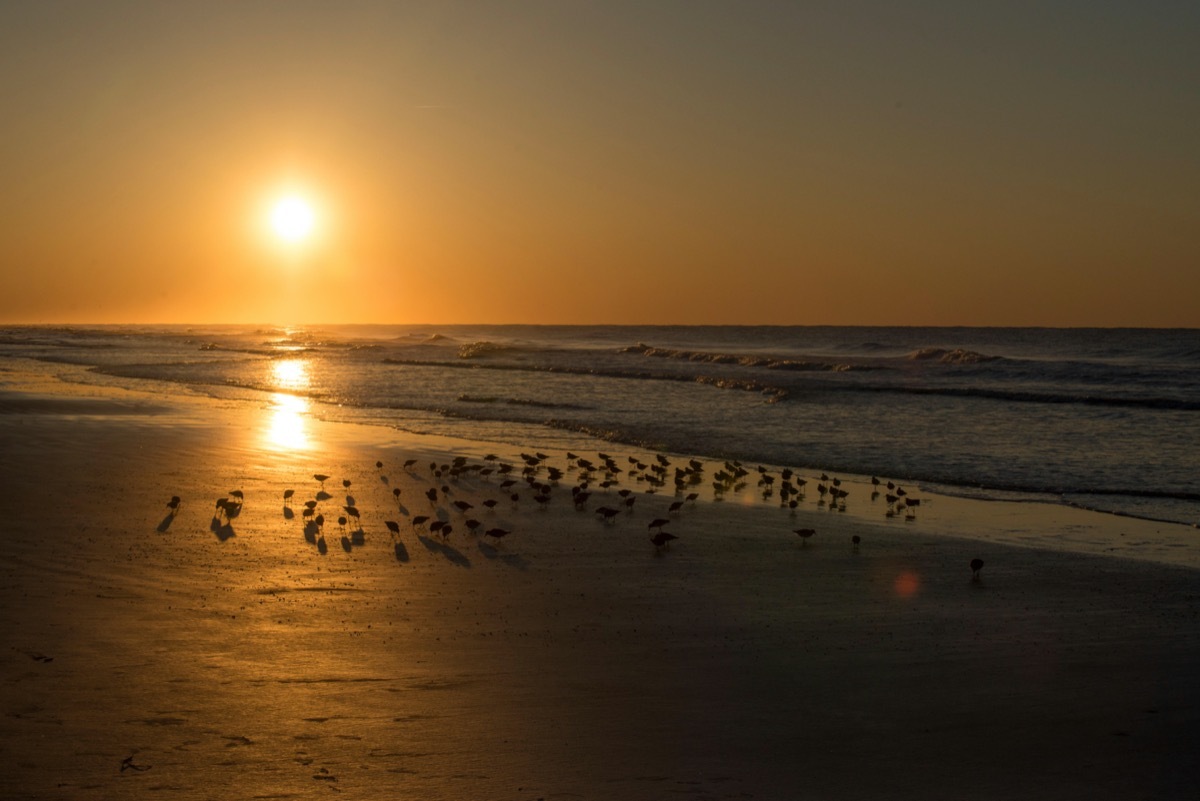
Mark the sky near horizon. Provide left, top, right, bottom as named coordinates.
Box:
left=2, top=1, right=1198, bottom=327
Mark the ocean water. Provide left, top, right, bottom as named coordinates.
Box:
left=2, top=324, right=1198, bottom=526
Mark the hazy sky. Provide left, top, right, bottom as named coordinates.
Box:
left=2, top=1, right=1198, bottom=326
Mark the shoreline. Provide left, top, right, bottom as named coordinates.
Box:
left=2, top=367, right=1199, bottom=798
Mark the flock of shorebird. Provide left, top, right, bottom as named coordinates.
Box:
left=163, top=448, right=985, bottom=577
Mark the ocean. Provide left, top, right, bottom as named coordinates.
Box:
left=2, top=324, right=1197, bottom=527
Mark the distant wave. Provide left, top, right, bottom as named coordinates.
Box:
left=840, top=383, right=1200, bottom=411
left=906, top=347, right=1002, bottom=365
left=458, top=341, right=521, bottom=359
left=381, top=357, right=790, bottom=401
left=196, top=342, right=281, bottom=357
left=619, top=342, right=871, bottom=373
left=457, top=394, right=589, bottom=410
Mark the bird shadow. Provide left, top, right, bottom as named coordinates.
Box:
left=210, top=517, right=236, bottom=542
left=316, top=491, right=332, bottom=502
left=283, top=506, right=295, bottom=520
left=156, top=512, right=177, bottom=533
left=351, top=529, right=365, bottom=547
left=417, top=534, right=471, bottom=568
left=380, top=475, right=389, bottom=485
left=477, top=542, right=529, bottom=570
left=317, top=536, right=328, bottom=555
left=397, top=503, right=410, bottom=516
left=341, top=536, right=353, bottom=553
left=345, top=494, right=357, bottom=507
left=393, top=541, right=409, bottom=562
left=303, top=521, right=319, bottom=544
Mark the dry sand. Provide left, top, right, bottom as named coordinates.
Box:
left=1, top=378, right=1198, bottom=800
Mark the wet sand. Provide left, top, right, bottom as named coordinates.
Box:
left=1, top=382, right=1198, bottom=799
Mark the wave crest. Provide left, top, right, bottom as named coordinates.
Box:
left=907, top=347, right=1000, bottom=365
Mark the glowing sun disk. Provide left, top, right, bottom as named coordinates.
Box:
left=271, top=196, right=315, bottom=243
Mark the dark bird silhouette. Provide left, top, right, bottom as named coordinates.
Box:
left=385, top=520, right=401, bottom=536
left=166, top=496, right=182, bottom=512
left=668, top=500, right=684, bottom=514
left=648, top=518, right=670, bottom=530
left=596, top=506, right=620, bottom=522
left=403, top=459, right=417, bottom=469
left=482, top=499, right=498, bottom=510
left=343, top=479, right=352, bottom=489
left=392, top=487, right=402, bottom=500
left=485, top=527, right=511, bottom=541
left=425, top=488, right=438, bottom=503
left=453, top=500, right=473, bottom=513
left=282, top=489, right=295, bottom=504
left=851, top=534, right=861, bottom=551
left=229, top=489, right=244, bottom=502
left=971, top=558, right=985, bottom=580
left=429, top=519, right=445, bottom=535
left=650, top=531, right=677, bottom=551
left=314, top=474, right=330, bottom=487
left=376, top=460, right=384, bottom=469
left=411, top=515, right=430, bottom=530
left=793, top=528, right=816, bottom=545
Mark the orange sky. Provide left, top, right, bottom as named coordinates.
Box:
left=2, top=2, right=1198, bottom=326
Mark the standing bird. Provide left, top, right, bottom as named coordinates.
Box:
left=650, top=531, right=677, bottom=551
left=793, top=528, right=816, bottom=546
left=314, top=474, right=330, bottom=488
left=282, top=489, right=295, bottom=504
left=970, top=558, right=985, bottom=580
left=166, top=496, right=182, bottom=513
left=385, top=520, right=401, bottom=536
left=851, top=534, right=861, bottom=551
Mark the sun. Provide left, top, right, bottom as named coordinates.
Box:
left=270, top=195, right=316, bottom=243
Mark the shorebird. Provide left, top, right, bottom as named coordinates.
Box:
left=453, top=500, right=473, bottom=513
left=314, top=474, right=330, bottom=488
left=166, top=496, right=182, bottom=512
left=595, top=506, right=620, bottom=523
left=851, top=534, right=861, bottom=551
left=971, top=558, right=985, bottom=580
left=282, top=489, right=295, bottom=504
left=403, top=459, right=417, bottom=469
left=385, top=520, right=401, bottom=536
left=411, top=515, right=430, bottom=530
left=650, top=531, right=677, bottom=551
left=484, top=527, right=510, bottom=542
left=793, top=528, right=816, bottom=545
left=342, top=479, right=352, bottom=490
left=425, top=488, right=438, bottom=503
left=392, top=487, right=402, bottom=500
left=648, top=518, right=670, bottom=531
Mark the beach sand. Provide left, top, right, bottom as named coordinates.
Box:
left=2, top=379, right=1198, bottom=799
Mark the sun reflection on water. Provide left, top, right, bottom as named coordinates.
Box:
left=273, top=359, right=310, bottom=391
left=265, top=360, right=313, bottom=451
left=266, top=393, right=310, bottom=451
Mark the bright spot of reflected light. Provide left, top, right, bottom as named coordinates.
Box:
left=266, top=393, right=310, bottom=451
left=273, top=359, right=310, bottom=391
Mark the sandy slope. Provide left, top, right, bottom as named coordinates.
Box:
left=1, top=388, right=1198, bottom=800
